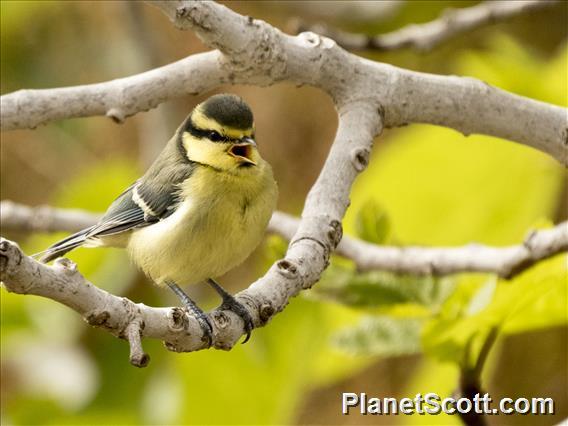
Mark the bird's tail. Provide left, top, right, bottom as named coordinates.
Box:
left=32, top=226, right=95, bottom=263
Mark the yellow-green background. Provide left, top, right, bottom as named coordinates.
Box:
left=1, top=1, right=566, bottom=425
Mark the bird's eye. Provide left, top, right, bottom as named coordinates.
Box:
left=209, top=131, right=223, bottom=142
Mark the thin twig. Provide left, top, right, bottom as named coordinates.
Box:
left=295, top=0, right=559, bottom=52
left=271, top=212, right=568, bottom=279
left=2, top=201, right=565, bottom=279
left=0, top=200, right=100, bottom=234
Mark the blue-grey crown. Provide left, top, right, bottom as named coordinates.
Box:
left=201, top=94, right=254, bottom=130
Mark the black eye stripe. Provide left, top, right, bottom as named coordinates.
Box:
left=184, top=118, right=254, bottom=145
left=185, top=119, right=233, bottom=143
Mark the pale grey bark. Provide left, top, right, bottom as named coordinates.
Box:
left=1, top=101, right=378, bottom=364
left=1, top=1, right=566, bottom=366
left=2, top=201, right=566, bottom=279
left=298, top=0, right=560, bottom=52
left=0, top=201, right=100, bottom=234
left=271, top=212, right=568, bottom=279
left=1, top=2, right=566, bottom=165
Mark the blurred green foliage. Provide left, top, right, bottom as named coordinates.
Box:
left=1, top=1, right=567, bottom=426
left=333, top=316, right=423, bottom=358
left=313, top=264, right=455, bottom=313
left=354, top=200, right=391, bottom=244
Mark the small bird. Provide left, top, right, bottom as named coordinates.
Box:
left=38, top=94, right=278, bottom=345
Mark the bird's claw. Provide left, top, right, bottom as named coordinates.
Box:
left=194, top=312, right=214, bottom=348
left=167, top=281, right=214, bottom=348
left=220, top=297, right=254, bottom=344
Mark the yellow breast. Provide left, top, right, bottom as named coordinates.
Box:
left=127, top=161, right=277, bottom=287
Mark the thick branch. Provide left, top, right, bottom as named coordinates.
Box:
left=0, top=100, right=381, bottom=361
left=0, top=238, right=232, bottom=366
left=296, top=0, right=559, bottom=52
left=1, top=1, right=566, bottom=366
left=1, top=2, right=565, bottom=166
left=3, top=201, right=565, bottom=279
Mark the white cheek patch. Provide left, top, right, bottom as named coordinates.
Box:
left=182, top=133, right=235, bottom=170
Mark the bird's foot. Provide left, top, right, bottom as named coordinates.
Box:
left=187, top=304, right=213, bottom=348
left=219, top=295, right=254, bottom=344
left=207, top=278, right=254, bottom=344
left=167, top=281, right=213, bottom=347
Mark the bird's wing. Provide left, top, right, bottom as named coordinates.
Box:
left=36, top=183, right=147, bottom=262
left=88, top=184, right=150, bottom=236
left=85, top=176, right=186, bottom=238
left=78, top=150, right=197, bottom=238
left=38, top=136, right=195, bottom=262
left=38, top=169, right=192, bottom=262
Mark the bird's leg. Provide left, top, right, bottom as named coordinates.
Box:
left=207, top=278, right=254, bottom=344
left=166, top=281, right=213, bottom=347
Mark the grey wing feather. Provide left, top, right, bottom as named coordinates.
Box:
left=37, top=185, right=148, bottom=262
left=38, top=133, right=195, bottom=262
left=135, top=182, right=179, bottom=220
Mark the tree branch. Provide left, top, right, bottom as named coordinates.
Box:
left=271, top=212, right=568, bottom=279
left=0, top=200, right=100, bottom=234
left=1, top=1, right=566, bottom=366
left=0, top=51, right=224, bottom=129
left=0, top=237, right=218, bottom=367
left=2, top=201, right=565, bottom=280
left=1, top=95, right=381, bottom=365
left=295, top=0, right=560, bottom=52
left=1, top=1, right=566, bottom=165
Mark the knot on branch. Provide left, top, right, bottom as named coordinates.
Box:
left=0, top=238, right=24, bottom=289
left=276, top=259, right=299, bottom=279
left=168, top=307, right=188, bottom=332
left=106, top=108, right=126, bottom=124
left=171, top=3, right=210, bottom=32
left=85, top=310, right=111, bottom=326
left=210, top=310, right=234, bottom=351
left=54, top=257, right=79, bottom=276
left=297, top=32, right=336, bottom=50
left=328, top=220, right=343, bottom=249
left=351, top=147, right=370, bottom=172
left=289, top=216, right=343, bottom=267
left=258, top=302, right=275, bottom=325
left=522, top=230, right=538, bottom=252
left=164, top=308, right=216, bottom=354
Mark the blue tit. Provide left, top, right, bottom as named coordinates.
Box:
left=38, top=94, right=278, bottom=345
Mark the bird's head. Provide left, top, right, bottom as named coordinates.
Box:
left=180, top=94, right=261, bottom=173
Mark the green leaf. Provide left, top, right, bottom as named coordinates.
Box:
left=313, top=263, right=455, bottom=312
left=354, top=200, right=391, bottom=244
left=485, top=254, right=568, bottom=334
left=422, top=254, right=567, bottom=365
left=333, top=316, right=423, bottom=357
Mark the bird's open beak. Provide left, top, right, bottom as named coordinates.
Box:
left=228, top=137, right=257, bottom=165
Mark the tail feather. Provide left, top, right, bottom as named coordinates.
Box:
left=33, top=226, right=94, bottom=263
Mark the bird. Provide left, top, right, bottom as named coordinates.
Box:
left=36, top=94, right=278, bottom=346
